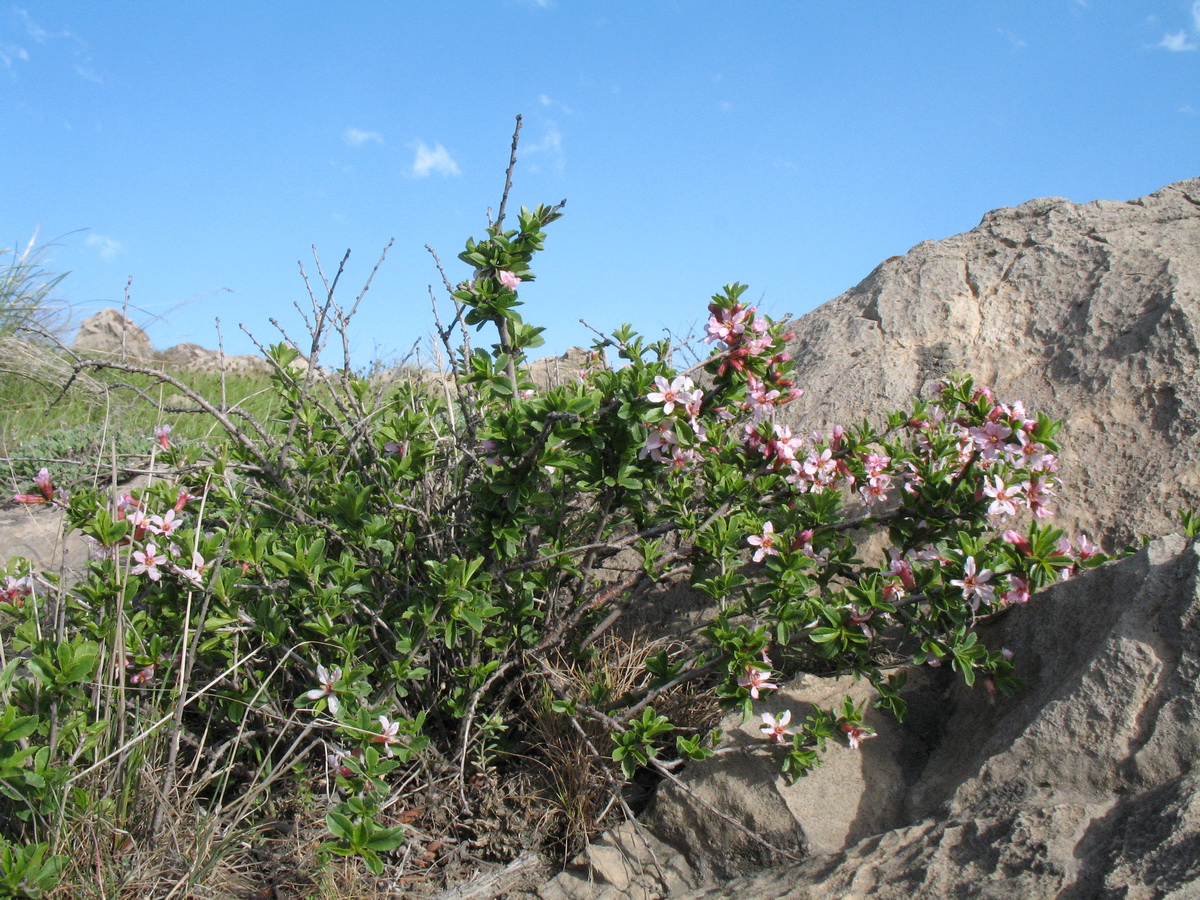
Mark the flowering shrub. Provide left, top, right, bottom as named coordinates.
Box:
left=0, top=130, right=1109, bottom=888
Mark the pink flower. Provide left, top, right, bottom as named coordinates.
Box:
left=14, top=467, right=56, bottom=505
left=950, top=556, right=994, bottom=609
left=1076, top=534, right=1100, bottom=560
left=841, top=723, right=877, bottom=750
left=747, top=522, right=779, bottom=562
left=371, top=715, right=402, bottom=753
left=131, top=543, right=165, bottom=581
left=983, top=476, right=1022, bottom=518
left=497, top=270, right=521, bottom=291
left=1002, top=530, right=1032, bottom=555
left=1003, top=575, right=1031, bottom=605
left=176, top=551, right=208, bottom=588
left=737, top=664, right=779, bottom=699
left=153, top=424, right=173, bottom=450
left=760, top=710, right=794, bottom=744
left=147, top=509, right=182, bottom=537
left=2, top=575, right=32, bottom=607
left=33, top=468, right=54, bottom=501
left=646, top=375, right=696, bottom=416
left=304, top=664, right=342, bottom=715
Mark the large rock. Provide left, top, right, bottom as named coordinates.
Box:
left=662, top=534, right=1200, bottom=898
left=778, top=178, right=1200, bottom=549
left=159, top=341, right=273, bottom=376
left=71, top=308, right=154, bottom=359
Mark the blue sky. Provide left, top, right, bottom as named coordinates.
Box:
left=2, top=2, right=1198, bottom=368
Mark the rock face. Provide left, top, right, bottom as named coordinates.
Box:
left=71, top=308, right=154, bottom=359
left=158, top=341, right=273, bottom=375
left=542, top=535, right=1200, bottom=898
left=664, top=534, right=1200, bottom=899
left=539, top=179, right=1200, bottom=899
left=529, top=346, right=596, bottom=390
left=778, top=178, right=1200, bottom=549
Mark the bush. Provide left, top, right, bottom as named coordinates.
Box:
left=0, top=124, right=1106, bottom=894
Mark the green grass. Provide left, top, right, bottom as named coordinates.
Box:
left=0, top=347, right=283, bottom=486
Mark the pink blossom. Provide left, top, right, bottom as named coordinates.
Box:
left=176, top=551, right=208, bottom=588
left=1002, top=530, right=1032, bottom=555
left=646, top=375, right=696, bottom=416
left=950, top=556, right=994, bottom=609
left=131, top=543, right=165, bottom=581
left=2, top=575, right=32, bottom=607
left=14, top=467, right=56, bottom=505
left=841, top=723, right=877, bottom=750
left=863, top=453, right=890, bottom=476
left=969, top=422, right=1012, bottom=460
left=760, top=710, right=794, bottom=744
left=802, top=448, right=837, bottom=485
left=859, top=473, right=893, bottom=506
left=738, top=664, right=779, bottom=699
left=639, top=423, right=679, bottom=462
left=371, top=715, right=403, bottom=753
left=983, top=476, right=1022, bottom=518
left=497, top=270, right=521, bottom=291
left=304, top=664, right=343, bottom=715
left=33, top=468, right=54, bottom=501
left=747, top=522, right=779, bottom=562
left=1022, top=475, right=1056, bottom=519
left=1076, top=534, right=1100, bottom=560
left=1003, top=575, right=1031, bottom=605
left=147, top=509, right=182, bottom=537
left=153, top=424, right=173, bottom=450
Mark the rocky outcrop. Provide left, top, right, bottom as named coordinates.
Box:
left=71, top=308, right=154, bottom=359
left=665, top=534, right=1200, bottom=899
left=542, top=535, right=1200, bottom=899
left=540, top=179, right=1200, bottom=899
left=158, top=342, right=273, bottom=376
left=778, top=178, right=1200, bottom=549
left=529, top=347, right=596, bottom=391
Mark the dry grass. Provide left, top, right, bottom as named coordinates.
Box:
left=521, top=632, right=721, bottom=861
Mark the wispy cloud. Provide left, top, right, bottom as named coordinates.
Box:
left=998, top=28, right=1027, bottom=50
left=1160, top=30, right=1197, bottom=50
left=11, top=8, right=102, bottom=81
left=1157, top=1, right=1200, bottom=50
left=537, top=92, right=573, bottom=115
left=523, top=121, right=564, bottom=174
left=343, top=127, right=384, bottom=147
left=85, top=234, right=122, bottom=260
left=410, top=141, right=460, bottom=178
left=0, top=44, right=29, bottom=68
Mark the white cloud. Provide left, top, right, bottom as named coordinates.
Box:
left=998, top=28, right=1027, bottom=50
left=0, top=44, right=29, bottom=68
left=536, top=93, right=573, bottom=115
left=343, top=127, right=383, bottom=147
left=1159, top=29, right=1197, bottom=50
left=85, top=234, right=121, bottom=259
left=410, top=141, right=460, bottom=178
left=523, top=121, right=564, bottom=174
left=1157, top=2, right=1200, bottom=51
left=12, top=8, right=101, bottom=81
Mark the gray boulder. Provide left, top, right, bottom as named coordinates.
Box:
left=778, top=178, right=1200, bottom=549
left=71, top=308, right=154, bottom=359
left=663, top=534, right=1200, bottom=899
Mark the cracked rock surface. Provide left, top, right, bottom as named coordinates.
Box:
left=778, top=177, right=1200, bottom=548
